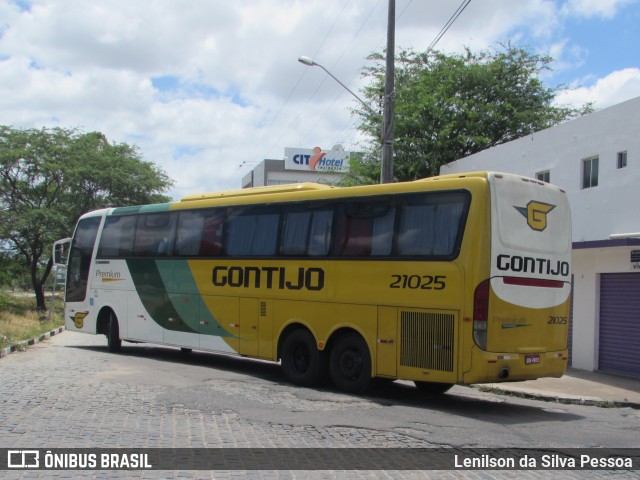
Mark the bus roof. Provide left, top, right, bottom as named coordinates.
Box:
left=172, top=172, right=504, bottom=210
left=180, top=172, right=496, bottom=203
left=94, top=171, right=564, bottom=218
left=180, top=182, right=334, bottom=202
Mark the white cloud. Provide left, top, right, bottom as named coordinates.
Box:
left=555, top=68, right=640, bottom=109
left=0, top=0, right=638, bottom=198
left=561, top=0, right=637, bottom=19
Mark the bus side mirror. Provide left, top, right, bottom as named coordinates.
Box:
left=52, top=238, right=71, bottom=266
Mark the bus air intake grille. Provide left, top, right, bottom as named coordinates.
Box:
left=400, top=311, right=454, bottom=371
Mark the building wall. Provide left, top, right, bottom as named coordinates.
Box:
left=441, top=95, right=640, bottom=242
left=243, top=159, right=343, bottom=187
left=440, top=96, right=640, bottom=373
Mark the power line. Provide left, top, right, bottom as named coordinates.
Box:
left=293, top=0, right=389, bottom=147
left=426, top=0, right=472, bottom=54
left=302, top=0, right=474, bottom=157
left=301, top=1, right=415, bottom=156
left=239, top=0, right=354, bottom=169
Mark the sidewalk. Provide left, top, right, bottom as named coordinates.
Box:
left=0, top=326, right=66, bottom=358
left=478, top=368, right=640, bottom=408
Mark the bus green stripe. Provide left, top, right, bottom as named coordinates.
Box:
left=126, top=258, right=232, bottom=338
left=112, top=203, right=172, bottom=215
left=126, top=259, right=196, bottom=334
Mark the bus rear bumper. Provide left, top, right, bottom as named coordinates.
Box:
left=463, top=348, right=568, bottom=384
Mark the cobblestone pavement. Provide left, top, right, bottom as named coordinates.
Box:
left=0, top=332, right=637, bottom=479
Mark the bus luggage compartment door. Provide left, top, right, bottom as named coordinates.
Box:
left=239, top=297, right=260, bottom=357
left=376, top=306, right=397, bottom=377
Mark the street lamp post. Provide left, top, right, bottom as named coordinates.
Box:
left=380, top=0, right=395, bottom=184
left=298, top=56, right=394, bottom=184
left=297, top=56, right=377, bottom=117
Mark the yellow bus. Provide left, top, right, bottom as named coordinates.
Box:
left=55, top=171, right=572, bottom=394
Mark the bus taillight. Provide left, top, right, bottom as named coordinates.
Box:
left=473, top=280, right=490, bottom=350
left=502, top=276, right=564, bottom=288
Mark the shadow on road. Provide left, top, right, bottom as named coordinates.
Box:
left=69, top=341, right=584, bottom=426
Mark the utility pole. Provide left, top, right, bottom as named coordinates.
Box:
left=380, top=0, right=395, bottom=184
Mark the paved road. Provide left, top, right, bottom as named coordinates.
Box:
left=1, top=332, right=638, bottom=479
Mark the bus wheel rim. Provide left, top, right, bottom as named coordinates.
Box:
left=339, top=350, right=362, bottom=379
left=292, top=345, right=310, bottom=373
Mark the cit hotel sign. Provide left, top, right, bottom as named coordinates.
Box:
left=284, top=147, right=350, bottom=173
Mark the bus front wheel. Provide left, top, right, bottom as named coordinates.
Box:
left=329, top=333, right=371, bottom=394
left=106, top=312, right=122, bottom=353
left=280, top=329, right=326, bottom=387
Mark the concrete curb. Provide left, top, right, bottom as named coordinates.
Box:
left=474, top=384, right=640, bottom=410
left=0, top=326, right=66, bottom=358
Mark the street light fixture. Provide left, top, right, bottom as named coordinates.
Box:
left=298, top=50, right=394, bottom=184
left=297, top=56, right=378, bottom=117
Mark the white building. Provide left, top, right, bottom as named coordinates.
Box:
left=441, top=95, right=640, bottom=378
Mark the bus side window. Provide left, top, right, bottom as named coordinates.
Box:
left=133, top=213, right=177, bottom=257
left=397, top=203, right=437, bottom=256
left=338, top=217, right=372, bottom=256
left=308, top=209, right=333, bottom=256
left=333, top=202, right=394, bottom=257
left=97, top=216, right=136, bottom=257
left=281, top=210, right=311, bottom=256
left=226, top=207, right=280, bottom=256
left=396, top=193, right=467, bottom=257
left=371, top=208, right=395, bottom=256
left=175, top=211, right=204, bottom=256
left=200, top=212, right=224, bottom=256
left=281, top=206, right=333, bottom=256
left=174, top=209, right=223, bottom=257
left=433, top=201, right=465, bottom=255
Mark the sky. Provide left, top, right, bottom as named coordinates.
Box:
left=1, top=0, right=639, bottom=200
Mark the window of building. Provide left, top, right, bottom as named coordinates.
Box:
left=582, top=156, right=599, bottom=189
left=536, top=170, right=550, bottom=183
left=617, top=151, right=628, bottom=169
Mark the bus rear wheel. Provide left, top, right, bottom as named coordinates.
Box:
left=414, top=381, right=453, bottom=395
left=329, top=333, right=371, bottom=394
left=106, top=311, right=121, bottom=353
left=280, top=329, right=326, bottom=387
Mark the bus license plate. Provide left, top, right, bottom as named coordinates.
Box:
left=525, top=354, right=540, bottom=365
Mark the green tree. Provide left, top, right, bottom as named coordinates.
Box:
left=0, top=249, right=30, bottom=290
left=0, top=126, right=174, bottom=310
left=346, top=44, right=592, bottom=184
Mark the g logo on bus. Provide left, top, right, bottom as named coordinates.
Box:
left=73, top=311, right=88, bottom=329
left=514, top=201, right=556, bottom=232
